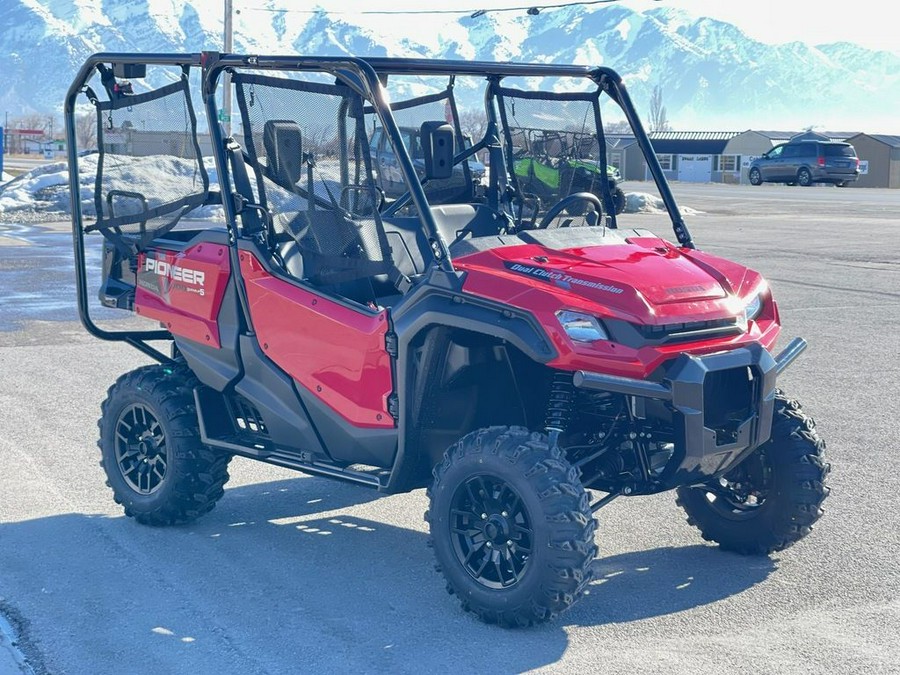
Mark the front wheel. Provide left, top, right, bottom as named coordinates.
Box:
left=98, top=365, right=231, bottom=526
left=675, top=393, right=830, bottom=555
left=748, top=168, right=763, bottom=186
left=426, top=426, right=596, bottom=627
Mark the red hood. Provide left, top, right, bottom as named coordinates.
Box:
left=455, top=235, right=764, bottom=325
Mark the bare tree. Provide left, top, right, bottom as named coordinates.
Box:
left=648, top=85, right=671, bottom=133
left=76, top=111, right=98, bottom=151
left=604, top=120, right=632, bottom=134
left=13, top=113, right=50, bottom=134
left=457, top=109, right=488, bottom=143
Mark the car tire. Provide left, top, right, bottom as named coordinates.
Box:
left=797, top=168, right=813, bottom=187
left=748, top=168, right=762, bottom=186
left=98, top=364, right=232, bottom=526
left=426, top=426, right=596, bottom=627
left=675, top=393, right=830, bottom=555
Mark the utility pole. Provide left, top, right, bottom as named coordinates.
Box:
left=223, top=0, right=233, bottom=136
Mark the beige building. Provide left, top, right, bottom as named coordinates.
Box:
left=846, top=134, right=900, bottom=189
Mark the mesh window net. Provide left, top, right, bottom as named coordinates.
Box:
left=88, top=75, right=209, bottom=251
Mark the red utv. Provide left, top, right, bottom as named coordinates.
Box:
left=64, top=53, right=829, bottom=627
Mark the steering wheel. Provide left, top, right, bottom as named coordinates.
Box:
left=537, top=192, right=602, bottom=229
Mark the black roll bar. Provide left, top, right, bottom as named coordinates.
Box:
left=64, top=53, right=205, bottom=362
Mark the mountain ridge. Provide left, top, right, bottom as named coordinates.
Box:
left=1, top=1, right=898, bottom=133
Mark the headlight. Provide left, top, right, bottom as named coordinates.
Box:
left=744, top=293, right=764, bottom=322
left=556, top=310, right=609, bottom=343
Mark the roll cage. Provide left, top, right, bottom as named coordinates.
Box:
left=64, top=52, right=693, bottom=358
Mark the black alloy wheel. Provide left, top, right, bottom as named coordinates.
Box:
left=749, top=167, right=762, bottom=185
left=98, top=364, right=232, bottom=526
left=427, top=426, right=596, bottom=627
left=695, top=451, right=771, bottom=521
left=115, top=403, right=168, bottom=495
left=449, top=474, right=534, bottom=589
left=675, top=393, right=830, bottom=555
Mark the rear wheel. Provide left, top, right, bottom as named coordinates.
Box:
left=98, top=364, right=231, bottom=526
left=797, top=168, right=813, bottom=187
left=675, top=393, right=830, bottom=555
left=427, top=426, right=596, bottom=627
left=748, top=168, right=762, bottom=185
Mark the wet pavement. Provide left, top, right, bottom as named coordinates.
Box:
left=2, top=186, right=899, bottom=674
left=0, top=221, right=122, bottom=331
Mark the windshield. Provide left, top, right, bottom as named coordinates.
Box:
left=371, top=69, right=662, bottom=238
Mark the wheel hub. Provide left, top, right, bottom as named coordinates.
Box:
left=483, top=514, right=510, bottom=543
left=703, top=451, right=772, bottom=518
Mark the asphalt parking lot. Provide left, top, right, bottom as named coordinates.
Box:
left=1, top=182, right=898, bottom=673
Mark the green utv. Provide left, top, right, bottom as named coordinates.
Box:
left=511, top=127, right=627, bottom=221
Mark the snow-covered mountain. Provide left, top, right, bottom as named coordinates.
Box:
left=2, top=1, right=899, bottom=132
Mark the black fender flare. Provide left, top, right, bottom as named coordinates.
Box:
left=384, top=270, right=556, bottom=492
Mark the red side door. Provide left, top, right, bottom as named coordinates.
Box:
left=239, top=250, right=395, bottom=430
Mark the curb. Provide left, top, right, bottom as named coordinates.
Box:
left=0, top=613, right=34, bottom=675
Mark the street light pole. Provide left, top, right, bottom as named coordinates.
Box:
left=223, top=0, right=233, bottom=136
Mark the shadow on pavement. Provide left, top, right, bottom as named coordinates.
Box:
left=0, top=477, right=775, bottom=674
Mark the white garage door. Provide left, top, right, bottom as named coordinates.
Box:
left=678, top=155, right=712, bottom=182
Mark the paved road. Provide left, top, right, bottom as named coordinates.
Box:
left=1, top=183, right=899, bottom=673
left=1, top=157, right=55, bottom=174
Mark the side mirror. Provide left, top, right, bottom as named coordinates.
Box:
left=263, top=120, right=303, bottom=187
left=420, top=121, right=455, bottom=180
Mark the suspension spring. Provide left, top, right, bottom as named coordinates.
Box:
left=545, top=371, right=576, bottom=440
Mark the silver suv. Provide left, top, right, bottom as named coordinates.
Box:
left=749, top=141, right=860, bottom=187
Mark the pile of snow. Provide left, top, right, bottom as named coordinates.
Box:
left=1, top=158, right=701, bottom=221
left=1, top=171, right=12, bottom=183
left=625, top=191, right=703, bottom=216
left=0, top=154, right=224, bottom=222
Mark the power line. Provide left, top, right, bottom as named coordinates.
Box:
left=237, top=0, right=638, bottom=19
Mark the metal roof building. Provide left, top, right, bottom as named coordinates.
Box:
left=846, top=133, right=900, bottom=188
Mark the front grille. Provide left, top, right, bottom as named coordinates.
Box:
left=636, top=317, right=741, bottom=343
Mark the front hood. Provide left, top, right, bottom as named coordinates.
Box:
left=455, top=234, right=763, bottom=325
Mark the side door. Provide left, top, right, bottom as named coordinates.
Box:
left=759, top=144, right=784, bottom=180
left=779, top=144, right=802, bottom=181
left=238, top=249, right=397, bottom=466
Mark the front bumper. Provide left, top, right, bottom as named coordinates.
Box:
left=572, top=337, right=806, bottom=489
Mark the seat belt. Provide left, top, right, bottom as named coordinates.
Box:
left=225, top=138, right=265, bottom=237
